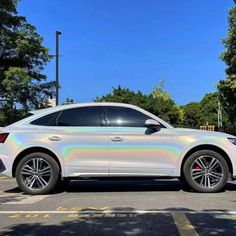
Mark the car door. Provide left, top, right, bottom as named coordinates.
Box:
left=104, top=106, right=175, bottom=176
left=37, top=106, right=109, bottom=177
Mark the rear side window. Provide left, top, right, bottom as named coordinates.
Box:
left=31, top=112, right=60, bottom=126
left=104, top=106, right=151, bottom=127
left=57, top=107, right=102, bottom=126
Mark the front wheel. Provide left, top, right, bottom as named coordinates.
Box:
left=183, top=150, right=229, bottom=193
left=16, top=152, right=60, bottom=195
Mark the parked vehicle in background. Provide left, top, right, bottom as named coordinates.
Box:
left=0, top=103, right=236, bottom=194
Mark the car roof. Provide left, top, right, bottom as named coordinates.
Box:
left=30, top=102, right=143, bottom=115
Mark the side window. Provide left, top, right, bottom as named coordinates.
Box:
left=57, top=107, right=102, bottom=126
left=31, top=112, right=60, bottom=126
left=104, top=106, right=151, bottom=127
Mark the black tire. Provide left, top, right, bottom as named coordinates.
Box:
left=183, top=150, right=229, bottom=193
left=16, top=152, right=60, bottom=195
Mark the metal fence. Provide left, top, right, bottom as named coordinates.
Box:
left=200, top=125, right=236, bottom=136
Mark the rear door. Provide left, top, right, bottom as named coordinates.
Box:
left=33, top=106, right=109, bottom=177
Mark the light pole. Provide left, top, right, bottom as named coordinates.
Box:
left=218, top=100, right=223, bottom=130
left=56, top=31, right=61, bottom=106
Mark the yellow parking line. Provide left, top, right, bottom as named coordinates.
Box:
left=0, top=175, right=14, bottom=180
left=172, top=212, right=199, bottom=236
left=214, top=213, right=236, bottom=220
left=0, top=176, right=8, bottom=180
left=56, top=206, right=109, bottom=211
left=0, top=191, right=18, bottom=197
left=3, top=195, right=49, bottom=205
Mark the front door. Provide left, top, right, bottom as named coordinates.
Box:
left=103, top=106, right=175, bottom=176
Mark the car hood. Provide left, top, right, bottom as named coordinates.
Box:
left=172, top=128, right=236, bottom=138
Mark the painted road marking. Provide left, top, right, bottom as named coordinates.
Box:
left=0, top=191, right=50, bottom=205
left=0, top=176, right=8, bottom=180
left=172, top=212, right=199, bottom=236
left=0, top=191, right=19, bottom=198
left=1, top=211, right=235, bottom=222
left=0, top=210, right=236, bottom=214
left=0, top=176, right=14, bottom=181
left=0, top=191, right=49, bottom=205
left=2, top=195, right=49, bottom=205
left=56, top=206, right=109, bottom=211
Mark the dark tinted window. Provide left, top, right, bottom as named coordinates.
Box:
left=105, top=106, right=151, bottom=127
left=57, top=107, right=102, bottom=126
left=31, top=112, right=60, bottom=126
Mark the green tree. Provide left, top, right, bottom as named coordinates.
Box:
left=0, top=0, right=55, bottom=125
left=151, top=82, right=182, bottom=126
left=94, top=85, right=153, bottom=111
left=217, top=1, right=236, bottom=125
left=199, top=93, right=219, bottom=126
left=95, top=83, right=182, bottom=127
left=182, top=102, right=200, bottom=128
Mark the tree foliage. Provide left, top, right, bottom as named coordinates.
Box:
left=0, top=0, right=55, bottom=126
left=151, top=81, right=183, bottom=125
left=94, top=84, right=182, bottom=126
left=182, top=92, right=219, bottom=129
left=218, top=2, right=236, bottom=124
left=182, top=102, right=200, bottom=128
left=198, top=93, right=219, bottom=126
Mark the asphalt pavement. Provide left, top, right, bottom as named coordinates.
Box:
left=0, top=175, right=236, bottom=235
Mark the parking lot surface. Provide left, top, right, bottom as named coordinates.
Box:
left=0, top=175, right=236, bottom=235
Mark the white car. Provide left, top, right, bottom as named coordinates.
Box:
left=0, top=102, right=236, bottom=194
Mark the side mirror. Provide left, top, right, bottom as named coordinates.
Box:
left=144, top=119, right=161, bottom=130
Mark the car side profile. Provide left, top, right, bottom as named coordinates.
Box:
left=0, top=102, right=236, bottom=194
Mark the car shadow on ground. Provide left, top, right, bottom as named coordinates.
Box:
left=60, top=179, right=236, bottom=193
left=62, top=179, right=189, bottom=193
left=3, top=180, right=236, bottom=195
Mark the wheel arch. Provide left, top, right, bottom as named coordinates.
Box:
left=180, top=144, right=233, bottom=179
left=12, top=147, right=63, bottom=177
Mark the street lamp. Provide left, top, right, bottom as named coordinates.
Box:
left=56, top=31, right=61, bottom=106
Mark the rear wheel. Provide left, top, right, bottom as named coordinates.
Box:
left=183, top=150, right=229, bottom=193
left=16, top=152, right=60, bottom=195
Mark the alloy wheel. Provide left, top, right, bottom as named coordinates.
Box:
left=20, top=158, right=52, bottom=190
left=190, top=155, right=224, bottom=189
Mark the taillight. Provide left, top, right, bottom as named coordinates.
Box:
left=0, top=133, right=9, bottom=143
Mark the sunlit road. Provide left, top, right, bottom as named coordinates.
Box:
left=0, top=175, right=236, bottom=235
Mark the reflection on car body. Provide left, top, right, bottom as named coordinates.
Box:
left=0, top=102, right=236, bottom=194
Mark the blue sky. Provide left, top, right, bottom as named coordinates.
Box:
left=18, top=0, right=234, bottom=105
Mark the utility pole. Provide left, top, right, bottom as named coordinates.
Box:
left=56, top=31, right=61, bottom=106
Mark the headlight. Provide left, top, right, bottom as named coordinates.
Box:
left=228, top=138, right=236, bottom=145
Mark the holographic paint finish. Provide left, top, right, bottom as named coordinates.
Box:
left=0, top=102, right=236, bottom=179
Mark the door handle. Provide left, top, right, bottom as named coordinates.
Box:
left=49, top=136, right=61, bottom=141
left=111, top=136, right=124, bottom=142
